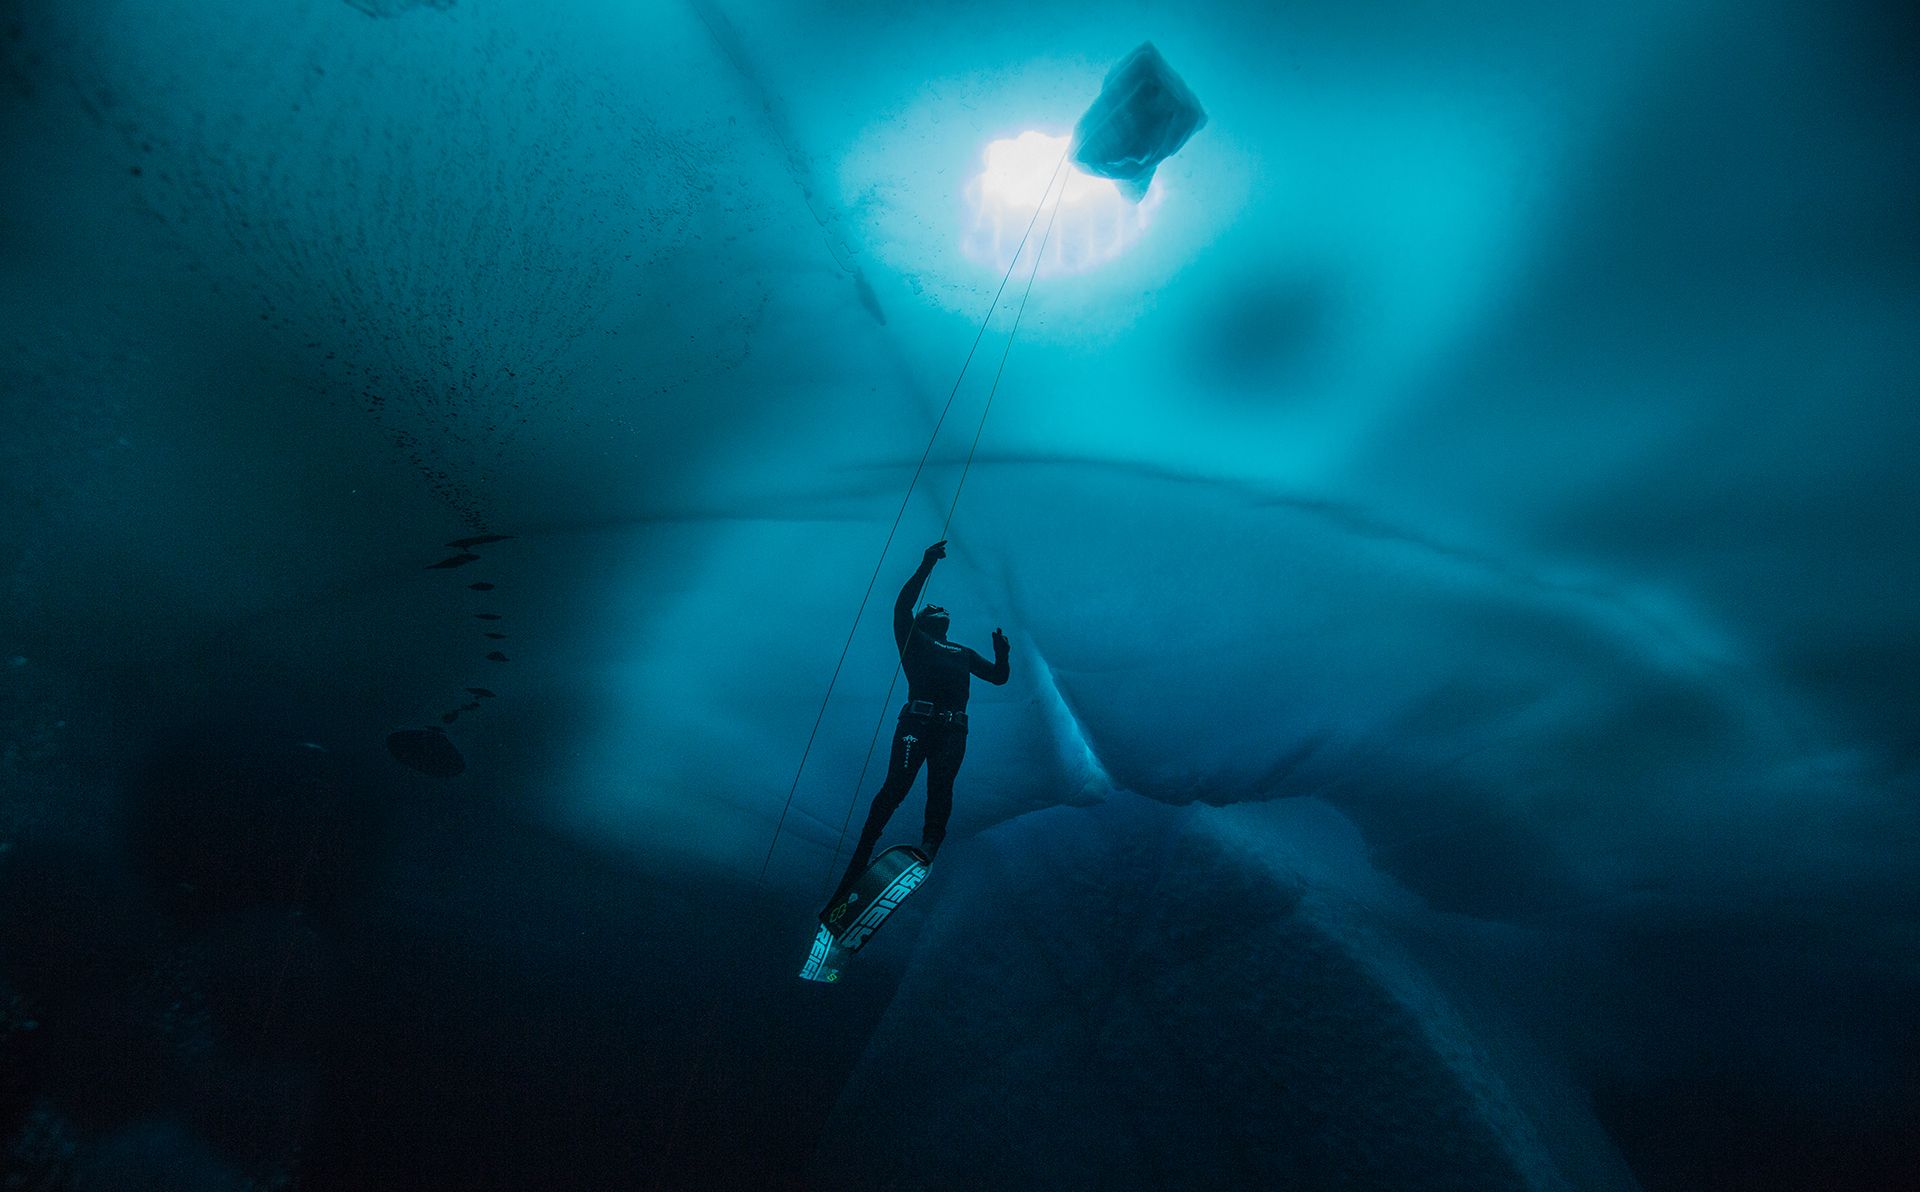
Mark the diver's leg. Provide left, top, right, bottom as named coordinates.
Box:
left=919, top=728, right=968, bottom=861
left=835, top=722, right=927, bottom=894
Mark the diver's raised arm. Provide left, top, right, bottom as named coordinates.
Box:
left=970, top=627, right=1011, bottom=685
left=893, top=540, right=945, bottom=651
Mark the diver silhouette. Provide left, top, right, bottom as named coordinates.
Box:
left=833, top=540, right=1009, bottom=899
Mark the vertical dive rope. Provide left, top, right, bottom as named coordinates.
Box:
left=660, top=142, right=1071, bottom=1192
left=759, top=148, right=1074, bottom=882
left=818, top=154, right=1072, bottom=895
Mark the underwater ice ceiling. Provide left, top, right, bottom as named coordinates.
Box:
left=3, top=0, right=1918, bottom=1187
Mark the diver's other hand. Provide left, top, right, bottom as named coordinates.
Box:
left=922, top=540, right=948, bottom=565
left=992, top=627, right=1009, bottom=656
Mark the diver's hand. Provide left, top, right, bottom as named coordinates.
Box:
left=922, top=540, right=948, bottom=566
left=992, top=627, right=1009, bottom=656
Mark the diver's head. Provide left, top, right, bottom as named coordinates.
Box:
left=914, top=604, right=950, bottom=639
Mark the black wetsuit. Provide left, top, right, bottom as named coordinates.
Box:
left=835, top=556, right=1009, bottom=895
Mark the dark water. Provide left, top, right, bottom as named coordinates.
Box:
left=4, top=0, right=1917, bottom=1188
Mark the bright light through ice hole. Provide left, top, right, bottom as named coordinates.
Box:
left=964, top=131, right=1158, bottom=277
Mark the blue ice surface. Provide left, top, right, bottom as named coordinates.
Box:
left=3, top=0, right=1917, bottom=1185
left=1070, top=42, right=1208, bottom=201
left=817, top=792, right=1642, bottom=1191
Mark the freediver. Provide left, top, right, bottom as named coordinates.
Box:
left=831, top=540, right=1009, bottom=900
